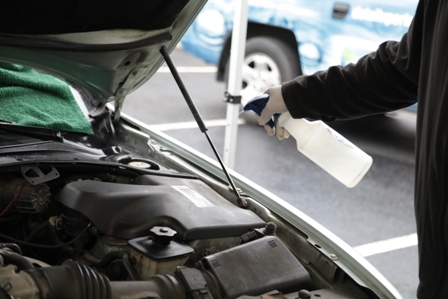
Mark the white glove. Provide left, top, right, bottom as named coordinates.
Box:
left=257, top=86, right=290, bottom=140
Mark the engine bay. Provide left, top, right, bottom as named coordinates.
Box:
left=0, top=158, right=360, bottom=299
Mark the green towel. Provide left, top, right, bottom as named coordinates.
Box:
left=0, top=62, right=93, bottom=135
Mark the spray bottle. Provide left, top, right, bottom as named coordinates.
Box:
left=244, top=94, right=373, bottom=188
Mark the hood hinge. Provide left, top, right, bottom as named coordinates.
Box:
left=113, top=67, right=147, bottom=122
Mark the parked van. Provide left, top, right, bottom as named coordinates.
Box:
left=181, top=0, right=418, bottom=107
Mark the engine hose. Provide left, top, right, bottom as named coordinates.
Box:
left=23, top=260, right=186, bottom=299
left=27, top=259, right=111, bottom=299
left=110, top=274, right=186, bottom=299
left=87, top=251, right=139, bottom=281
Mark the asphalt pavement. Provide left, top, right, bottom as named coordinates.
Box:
left=122, top=47, right=419, bottom=299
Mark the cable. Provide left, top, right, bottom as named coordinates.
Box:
left=0, top=223, right=91, bottom=249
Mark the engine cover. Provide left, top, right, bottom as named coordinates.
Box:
left=57, top=176, right=265, bottom=240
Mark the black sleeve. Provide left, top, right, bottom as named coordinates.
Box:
left=281, top=10, right=422, bottom=121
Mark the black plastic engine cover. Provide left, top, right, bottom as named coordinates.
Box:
left=57, top=176, right=265, bottom=240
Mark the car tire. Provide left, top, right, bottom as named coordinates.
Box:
left=225, top=36, right=302, bottom=105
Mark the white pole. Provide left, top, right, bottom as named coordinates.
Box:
left=223, top=0, right=248, bottom=168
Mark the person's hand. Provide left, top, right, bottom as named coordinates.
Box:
left=257, top=86, right=290, bottom=140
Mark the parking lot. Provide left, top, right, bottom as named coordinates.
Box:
left=123, top=47, right=419, bottom=298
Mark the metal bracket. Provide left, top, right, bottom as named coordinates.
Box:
left=224, top=91, right=242, bottom=104
left=21, top=164, right=60, bottom=185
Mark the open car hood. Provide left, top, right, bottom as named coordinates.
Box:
left=0, top=0, right=206, bottom=119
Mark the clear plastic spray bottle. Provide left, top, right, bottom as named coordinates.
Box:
left=244, top=94, right=373, bottom=188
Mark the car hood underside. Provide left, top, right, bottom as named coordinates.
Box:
left=0, top=0, right=206, bottom=118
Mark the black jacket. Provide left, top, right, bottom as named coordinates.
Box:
left=282, top=1, right=447, bottom=298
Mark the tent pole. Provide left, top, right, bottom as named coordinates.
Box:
left=223, top=0, right=248, bottom=168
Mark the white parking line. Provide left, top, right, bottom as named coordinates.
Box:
left=354, top=233, right=418, bottom=257
left=158, top=66, right=218, bottom=73
left=147, top=118, right=246, bottom=131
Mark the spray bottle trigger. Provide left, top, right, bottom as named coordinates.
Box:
left=243, top=94, right=280, bottom=128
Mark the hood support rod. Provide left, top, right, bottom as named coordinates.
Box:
left=160, top=45, right=247, bottom=208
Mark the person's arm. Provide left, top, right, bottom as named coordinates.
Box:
left=282, top=14, right=422, bottom=121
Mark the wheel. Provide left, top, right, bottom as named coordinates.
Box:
left=226, top=36, right=302, bottom=105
